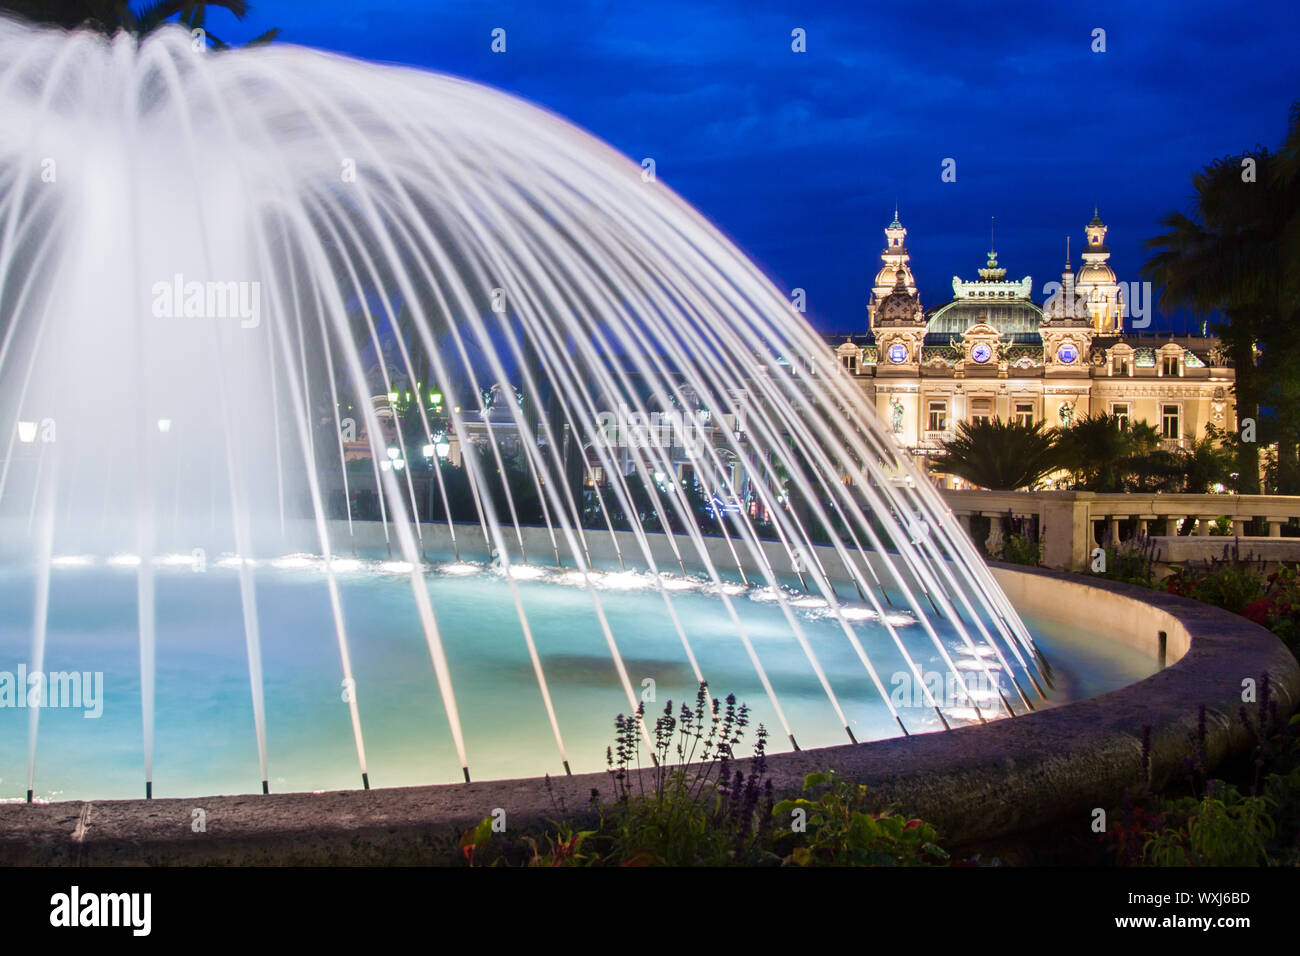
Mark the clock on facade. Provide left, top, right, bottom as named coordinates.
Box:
left=887, top=343, right=908, bottom=364
left=1057, top=342, right=1078, bottom=364
left=971, top=342, right=992, bottom=364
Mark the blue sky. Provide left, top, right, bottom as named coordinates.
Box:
left=218, top=0, right=1299, bottom=333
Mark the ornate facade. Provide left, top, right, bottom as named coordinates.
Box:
left=829, top=211, right=1236, bottom=485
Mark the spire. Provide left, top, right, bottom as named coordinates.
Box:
left=870, top=207, right=916, bottom=329
left=977, top=218, right=1007, bottom=281
left=1046, top=234, right=1084, bottom=322
left=1078, top=207, right=1118, bottom=332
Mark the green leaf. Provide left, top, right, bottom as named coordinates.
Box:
left=789, top=846, right=814, bottom=867
left=922, top=842, right=950, bottom=861
left=461, top=815, right=493, bottom=850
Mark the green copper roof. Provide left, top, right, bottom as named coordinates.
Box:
left=924, top=298, right=1044, bottom=344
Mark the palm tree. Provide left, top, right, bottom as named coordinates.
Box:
left=1118, top=420, right=1181, bottom=492
left=1143, top=160, right=1265, bottom=493
left=1259, top=104, right=1300, bottom=493
left=0, top=1, right=279, bottom=46
left=933, top=418, right=1060, bottom=491
left=1143, top=102, right=1300, bottom=494
left=1054, top=412, right=1138, bottom=491
left=135, top=1, right=279, bottom=47
left=1174, top=430, right=1235, bottom=494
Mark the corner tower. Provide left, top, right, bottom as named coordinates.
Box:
left=867, top=208, right=919, bottom=329
left=1074, top=208, right=1125, bottom=333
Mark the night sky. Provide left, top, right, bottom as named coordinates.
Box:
left=217, top=0, right=1300, bottom=334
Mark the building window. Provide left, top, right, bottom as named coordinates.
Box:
left=1113, top=355, right=1130, bottom=376
left=1013, top=402, right=1034, bottom=427
left=1162, top=355, right=1180, bottom=377
left=1161, top=404, right=1181, bottom=440
left=970, top=398, right=992, bottom=424
left=842, top=354, right=857, bottom=373
left=927, top=400, right=948, bottom=432
left=1111, top=403, right=1130, bottom=428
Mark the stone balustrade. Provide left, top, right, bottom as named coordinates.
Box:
left=940, top=489, right=1300, bottom=570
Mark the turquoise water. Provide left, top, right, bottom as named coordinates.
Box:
left=0, top=557, right=1157, bottom=802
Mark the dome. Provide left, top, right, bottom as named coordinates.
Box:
left=925, top=299, right=1044, bottom=344
left=874, top=263, right=913, bottom=290
left=1076, top=261, right=1116, bottom=284
left=878, top=288, right=921, bottom=322
left=876, top=266, right=921, bottom=322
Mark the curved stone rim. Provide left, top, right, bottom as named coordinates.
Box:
left=1, top=564, right=1296, bottom=865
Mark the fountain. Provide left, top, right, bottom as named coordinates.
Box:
left=0, top=18, right=1120, bottom=805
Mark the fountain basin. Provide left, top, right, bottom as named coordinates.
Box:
left=0, top=521, right=1151, bottom=801
left=2, top=561, right=1293, bottom=865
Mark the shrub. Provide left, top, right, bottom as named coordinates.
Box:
left=1092, top=528, right=1162, bottom=587
left=597, top=686, right=777, bottom=866
left=461, top=684, right=778, bottom=866
left=773, top=770, right=951, bottom=866
left=1142, top=780, right=1277, bottom=866
left=1242, top=566, right=1300, bottom=661
left=1104, top=677, right=1300, bottom=867
left=1164, top=541, right=1265, bottom=614
left=459, top=684, right=959, bottom=867
left=1001, top=532, right=1041, bottom=567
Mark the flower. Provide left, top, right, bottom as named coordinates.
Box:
left=1243, top=597, right=1275, bottom=626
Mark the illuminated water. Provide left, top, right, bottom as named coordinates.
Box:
left=0, top=557, right=1155, bottom=802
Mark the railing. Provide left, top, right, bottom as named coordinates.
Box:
left=939, top=489, right=1300, bottom=570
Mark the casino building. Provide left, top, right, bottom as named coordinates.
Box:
left=827, top=210, right=1236, bottom=484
